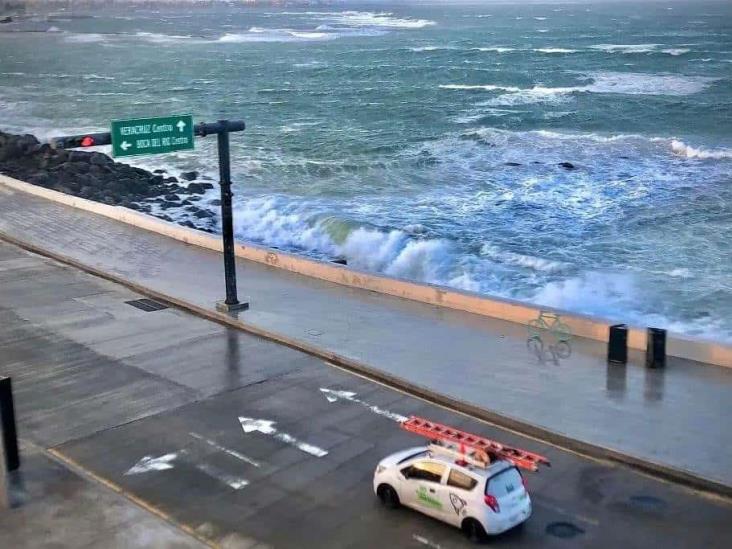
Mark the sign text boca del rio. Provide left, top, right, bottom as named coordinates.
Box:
left=111, top=115, right=194, bottom=158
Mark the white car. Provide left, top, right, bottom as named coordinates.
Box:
left=374, top=446, right=531, bottom=542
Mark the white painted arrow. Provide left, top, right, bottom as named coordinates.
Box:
left=125, top=452, right=178, bottom=475
left=238, top=417, right=328, bottom=458
left=319, top=388, right=408, bottom=423
left=120, top=141, right=132, bottom=151
left=176, top=120, right=186, bottom=132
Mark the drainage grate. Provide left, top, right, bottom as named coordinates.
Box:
left=546, top=522, right=585, bottom=539
left=125, top=298, right=169, bottom=312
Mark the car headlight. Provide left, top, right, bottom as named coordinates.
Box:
left=376, top=465, right=387, bottom=474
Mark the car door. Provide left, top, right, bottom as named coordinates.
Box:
left=444, top=467, right=480, bottom=526
left=399, top=460, right=450, bottom=520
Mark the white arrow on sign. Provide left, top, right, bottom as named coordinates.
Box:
left=125, top=452, right=178, bottom=475
left=176, top=120, right=186, bottom=132
left=320, top=388, right=408, bottom=423
left=120, top=141, right=132, bottom=151
left=238, top=417, right=328, bottom=458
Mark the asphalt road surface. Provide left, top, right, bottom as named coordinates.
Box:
left=1, top=240, right=730, bottom=548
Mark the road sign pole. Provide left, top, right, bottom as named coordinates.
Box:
left=50, top=118, right=248, bottom=312
left=0, top=377, right=19, bottom=510
left=215, top=120, right=248, bottom=313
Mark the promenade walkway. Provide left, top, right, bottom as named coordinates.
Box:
left=1, top=181, right=730, bottom=493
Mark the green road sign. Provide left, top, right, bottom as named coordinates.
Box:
left=111, top=115, right=194, bottom=158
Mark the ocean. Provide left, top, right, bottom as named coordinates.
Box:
left=1, top=1, right=731, bottom=341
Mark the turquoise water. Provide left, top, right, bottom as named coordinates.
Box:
left=1, top=2, right=731, bottom=340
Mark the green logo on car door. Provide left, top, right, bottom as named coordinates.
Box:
left=416, top=486, right=443, bottom=509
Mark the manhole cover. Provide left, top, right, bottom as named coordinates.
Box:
left=629, top=495, right=666, bottom=511
left=546, top=522, right=585, bottom=539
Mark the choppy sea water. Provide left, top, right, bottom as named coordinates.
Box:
left=1, top=2, right=731, bottom=341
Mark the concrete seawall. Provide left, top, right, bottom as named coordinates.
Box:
left=2, top=172, right=731, bottom=368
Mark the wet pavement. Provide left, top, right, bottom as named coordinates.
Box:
left=1, top=183, right=731, bottom=490
left=1, top=240, right=731, bottom=548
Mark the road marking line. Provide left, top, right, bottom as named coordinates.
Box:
left=320, top=387, right=408, bottom=422
left=533, top=499, right=600, bottom=526
left=239, top=417, right=328, bottom=458
left=412, top=534, right=443, bottom=548
left=189, top=432, right=261, bottom=468
left=195, top=463, right=249, bottom=490
left=125, top=452, right=179, bottom=475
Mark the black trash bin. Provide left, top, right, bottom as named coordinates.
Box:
left=646, top=328, right=666, bottom=369
left=608, top=324, right=628, bottom=364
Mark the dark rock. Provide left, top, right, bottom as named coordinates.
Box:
left=159, top=201, right=179, bottom=210
left=209, top=199, right=221, bottom=206
left=186, top=182, right=206, bottom=194
left=331, top=258, right=348, bottom=265
left=164, top=194, right=180, bottom=202
left=153, top=169, right=166, bottom=174
left=89, top=152, right=113, bottom=165
left=559, top=162, right=576, bottom=170
left=194, top=209, right=214, bottom=219
left=68, top=150, right=92, bottom=163
left=180, top=171, right=199, bottom=181
left=149, top=175, right=164, bottom=185
left=165, top=177, right=178, bottom=184
left=200, top=182, right=214, bottom=190
left=181, top=199, right=193, bottom=206
left=180, top=220, right=197, bottom=229
left=505, top=161, right=522, bottom=166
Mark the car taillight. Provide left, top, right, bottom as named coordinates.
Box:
left=484, top=494, right=500, bottom=512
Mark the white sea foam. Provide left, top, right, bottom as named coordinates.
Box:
left=440, top=84, right=521, bottom=92
left=447, top=72, right=717, bottom=106
left=480, top=244, right=567, bottom=273
left=590, top=43, right=661, bottom=54
left=534, top=48, right=578, bottom=54
left=662, top=48, right=690, bottom=56
left=281, top=11, right=435, bottom=29
left=63, top=33, right=107, bottom=43
left=471, top=47, right=515, bottom=53
left=671, top=140, right=732, bottom=160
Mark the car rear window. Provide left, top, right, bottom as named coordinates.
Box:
left=447, top=468, right=478, bottom=491
left=485, top=467, right=523, bottom=497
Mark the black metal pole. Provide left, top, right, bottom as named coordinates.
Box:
left=215, top=120, right=248, bottom=312
left=0, top=377, right=19, bottom=472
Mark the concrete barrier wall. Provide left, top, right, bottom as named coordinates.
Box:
left=2, top=174, right=731, bottom=368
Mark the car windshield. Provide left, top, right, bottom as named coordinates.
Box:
left=485, top=467, right=523, bottom=497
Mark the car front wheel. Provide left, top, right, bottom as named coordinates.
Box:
left=377, top=484, right=400, bottom=509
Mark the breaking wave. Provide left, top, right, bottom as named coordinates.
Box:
left=442, top=71, right=719, bottom=106
left=671, top=140, right=732, bottom=160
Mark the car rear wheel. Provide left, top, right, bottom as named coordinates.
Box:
left=377, top=484, right=400, bottom=509
left=462, top=518, right=487, bottom=543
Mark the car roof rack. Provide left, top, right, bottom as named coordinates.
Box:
left=401, top=416, right=551, bottom=472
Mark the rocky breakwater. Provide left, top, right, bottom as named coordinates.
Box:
left=0, top=131, right=219, bottom=231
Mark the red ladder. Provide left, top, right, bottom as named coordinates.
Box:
left=401, top=416, right=550, bottom=472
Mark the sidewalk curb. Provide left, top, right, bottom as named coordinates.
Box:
left=1, top=230, right=730, bottom=501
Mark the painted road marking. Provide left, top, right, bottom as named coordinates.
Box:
left=239, top=417, right=328, bottom=458
left=125, top=452, right=179, bottom=475
left=189, top=432, right=261, bottom=468
left=195, top=463, right=249, bottom=490
left=320, top=387, right=408, bottom=422
left=412, top=534, right=443, bottom=548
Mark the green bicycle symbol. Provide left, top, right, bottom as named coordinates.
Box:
left=527, top=311, right=572, bottom=364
